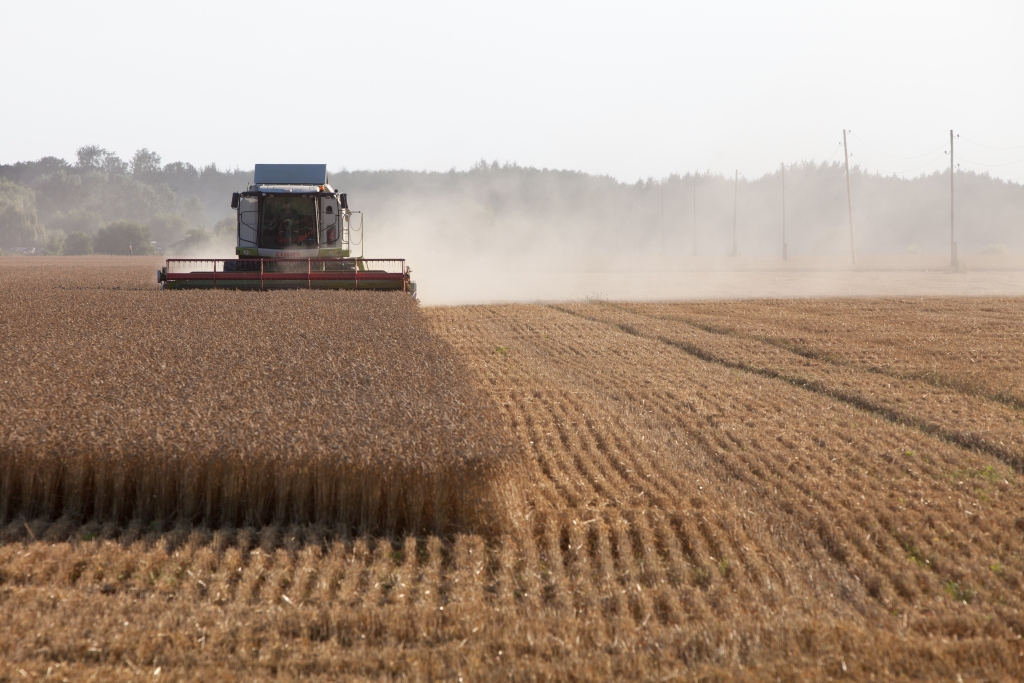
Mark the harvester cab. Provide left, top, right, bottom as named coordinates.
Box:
left=157, top=164, right=415, bottom=295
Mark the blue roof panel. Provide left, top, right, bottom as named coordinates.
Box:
left=254, top=164, right=328, bottom=185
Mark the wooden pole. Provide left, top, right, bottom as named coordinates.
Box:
left=661, top=182, right=665, bottom=253
left=950, top=129, right=957, bottom=269
left=843, top=129, right=857, bottom=265
left=731, top=169, right=738, bottom=257
left=692, top=173, right=697, bottom=257
left=781, top=163, right=787, bottom=261
left=634, top=195, right=639, bottom=256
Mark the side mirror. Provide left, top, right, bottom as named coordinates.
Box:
left=339, top=193, right=348, bottom=210
left=230, top=192, right=240, bottom=209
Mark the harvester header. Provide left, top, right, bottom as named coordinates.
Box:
left=157, top=164, right=415, bottom=295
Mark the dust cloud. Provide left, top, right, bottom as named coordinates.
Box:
left=334, top=164, right=1024, bottom=306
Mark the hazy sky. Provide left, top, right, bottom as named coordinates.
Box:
left=3, top=0, right=1023, bottom=181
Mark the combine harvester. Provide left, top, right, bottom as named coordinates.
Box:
left=157, top=164, right=415, bottom=295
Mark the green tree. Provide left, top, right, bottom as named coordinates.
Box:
left=75, top=145, right=109, bottom=169
left=0, top=179, right=42, bottom=249
left=64, top=231, right=94, bottom=255
left=94, top=221, right=153, bottom=255
left=48, top=209, right=103, bottom=235
left=43, top=230, right=66, bottom=255
left=130, top=149, right=162, bottom=178
left=102, top=154, right=129, bottom=175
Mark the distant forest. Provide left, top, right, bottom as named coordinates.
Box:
left=1, top=146, right=1021, bottom=259
left=0, top=147, right=247, bottom=255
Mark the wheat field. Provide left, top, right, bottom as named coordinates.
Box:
left=0, top=258, right=523, bottom=535
left=1, top=257, right=1023, bottom=681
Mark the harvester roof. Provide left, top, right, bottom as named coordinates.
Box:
left=253, top=164, right=328, bottom=186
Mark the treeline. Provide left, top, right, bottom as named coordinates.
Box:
left=1, top=150, right=1021, bottom=259
left=0, top=147, right=245, bottom=254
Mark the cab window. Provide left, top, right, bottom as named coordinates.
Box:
left=259, top=195, right=318, bottom=248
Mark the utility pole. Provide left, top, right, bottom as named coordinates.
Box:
left=843, top=129, right=857, bottom=265
left=950, top=129, right=957, bottom=269
left=661, top=182, right=665, bottom=253
left=634, top=195, right=639, bottom=256
left=731, top=169, right=738, bottom=257
left=692, top=174, right=697, bottom=257
left=781, top=163, right=787, bottom=261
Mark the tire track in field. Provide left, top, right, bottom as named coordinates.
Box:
left=644, top=298, right=1024, bottom=412
left=631, top=302, right=1024, bottom=467
left=557, top=303, right=1024, bottom=473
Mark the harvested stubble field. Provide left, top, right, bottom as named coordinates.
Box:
left=2, top=258, right=1024, bottom=681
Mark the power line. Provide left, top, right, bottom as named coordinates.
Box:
left=954, top=155, right=1024, bottom=168
left=823, top=142, right=844, bottom=164
left=848, top=132, right=945, bottom=160
left=959, top=137, right=1024, bottom=151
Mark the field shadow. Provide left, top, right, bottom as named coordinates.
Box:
left=0, top=516, right=471, bottom=556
